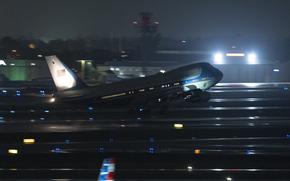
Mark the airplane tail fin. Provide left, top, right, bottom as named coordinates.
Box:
left=98, top=158, right=115, bottom=181
left=45, top=55, right=86, bottom=91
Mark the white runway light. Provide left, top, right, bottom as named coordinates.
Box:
left=214, top=52, right=224, bottom=64
left=247, top=53, right=258, bottom=64
left=226, top=53, right=245, bottom=57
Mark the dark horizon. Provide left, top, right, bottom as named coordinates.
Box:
left=1, top=0, right=290, bottom=40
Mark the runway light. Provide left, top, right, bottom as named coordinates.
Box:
left=246, top=149, right=255, bottom=155
left=23, top=138, right=35, bottom=144
left=226, top=177, right=232, bottom=181
left=174, top=123, right=183, bottom=129
left=148, top=147, right=155, bottom=153
left=49, top=97, right=56, bottom=103
left=213, top=52, right=224, bottom=64
left=187, top=166, right=193, bottom=171
left=247, top=53, right=258, bottom=64
left=8, top=149, right=18, bottom=155
left=226, top=53, right=245, bottom=57
left=51, top=147, right=62, bottom=153
left=194, top=149, right=201, bottom=155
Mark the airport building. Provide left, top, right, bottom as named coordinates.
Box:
left=0, top=59, right=50, bottom=81
left=0, top=57, right=289, bottom=84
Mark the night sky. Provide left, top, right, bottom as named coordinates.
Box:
left=0, top=0, right=290, bottom=40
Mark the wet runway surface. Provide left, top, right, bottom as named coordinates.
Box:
left=1, top=83, right=290, bottom=180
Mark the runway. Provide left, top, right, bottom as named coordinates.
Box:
left=1, top=82, right=290, bottom=180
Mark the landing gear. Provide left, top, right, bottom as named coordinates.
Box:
left=184, top=90, right=211, bottom=103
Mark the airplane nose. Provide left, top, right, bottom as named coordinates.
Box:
left=213, top=67, right=223, bottom=83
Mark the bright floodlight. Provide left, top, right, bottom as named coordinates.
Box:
left=214, top=52, right=224, bottom=64
left=247, top=53, right=258, bottom=64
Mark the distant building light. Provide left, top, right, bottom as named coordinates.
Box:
left=154, top=21, right=159, bottom=25
left=10, top=63, right=15, bottom=66
left=30, top=63, right=36, bottom=66
left=139, top=74, right=145, bottom=77
left=0, top=60, right=6, bottom=66
left=160, top=69, right=166, bottom=73
left=8, top=149, right=18, bottom=154
left=110, top=67, right=115, bottom=71
left=273, top=68, right=280, bottom=72
left=174, top=123, right=183, bottom=129
left=181, top=40, right=187, bottom=43
left=133, top=21, right=138, bottom=24
left=12, top=49, right=17, bottom=53
left=28, top=43, right=36, bottom=49
left=37, top=54, right=43, bottom=58
left=226, top=53, right=245, bottom=57
left=115, top=68, right=120, bottom=71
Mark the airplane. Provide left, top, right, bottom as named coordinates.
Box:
left=45, top=55, right=223, bottom=110
left=98, top=158, right=115, bottom=181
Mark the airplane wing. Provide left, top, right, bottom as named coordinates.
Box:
left=98, top=158, right=115, bottom=181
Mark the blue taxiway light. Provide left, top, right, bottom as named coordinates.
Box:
left=148, top=147, right=155, bottom=153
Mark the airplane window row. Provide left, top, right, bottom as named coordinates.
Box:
left=101, top=81, right=181, bottom=100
